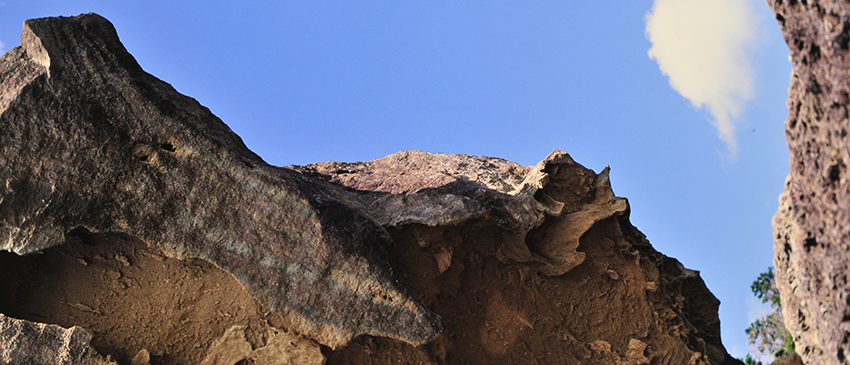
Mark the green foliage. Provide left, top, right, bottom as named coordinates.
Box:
left=738, top=354, right=763, bottom=365
left=751, top=267, right=781, bottom=307
left=745, top=267, right=795, bottom=362
left=746, top=313, right=794, bottom=359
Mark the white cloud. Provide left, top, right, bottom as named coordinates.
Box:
left=646, top=0, right=760, bottom=160
left=0, top=39, right=5, bottom=53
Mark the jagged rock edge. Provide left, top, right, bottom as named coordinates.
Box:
left=0, top=13, right=441, bottom=350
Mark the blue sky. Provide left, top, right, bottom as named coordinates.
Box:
left=0, top=1, right=791, bottom=360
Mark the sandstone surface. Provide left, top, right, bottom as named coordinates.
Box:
left=769, top=0, right=850, bottom=363
left=0, top=13, right=743, bottom=364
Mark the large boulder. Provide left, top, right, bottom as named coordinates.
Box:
left=0, top=13, right=742, bottom=364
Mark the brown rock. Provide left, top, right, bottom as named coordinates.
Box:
left=0, top=13, right=440, bottom=349
left=0, top=13, right=744, bottom=365
left=200, top=324, right=324, bottom=365
left=313, top=150, right=741, bottom=365
left=130, top=349, right=151, bottom=365
left=293, top=150, right=628, bottom=276
left=0, top=231, right=326, bottom=364
left=768, top=0, right=850, bottom=363
left=773, top=353, right=805, bottom=365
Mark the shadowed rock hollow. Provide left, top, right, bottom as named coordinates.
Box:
left=0, top=13, right=743, bottom=365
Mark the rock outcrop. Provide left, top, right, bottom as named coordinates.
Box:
left=0, top=13, right=742, bottom=364
left=769, top=1, right=850, bottom=364
left=0, top=313, right=116, bottom=365
left=0, top=13, right=440, bottom=350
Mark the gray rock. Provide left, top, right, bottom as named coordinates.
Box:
left=769, top=0, right=850, bottom=363
left=0, top=13, right=440, bottom=349
left=0, top=314, right=115, bottom=365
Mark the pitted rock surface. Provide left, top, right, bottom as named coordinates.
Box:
left=0, top=313, right=116, bottom=365
left=769, top=1, right=850, bottom=363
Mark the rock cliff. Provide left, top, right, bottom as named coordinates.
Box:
left=769, top=0, right=850, bottom=364
left=0, top=14, right=742, bottom=364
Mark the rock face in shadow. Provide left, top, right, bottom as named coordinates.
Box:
left=769, top=1, right=850, bottom=364
left=0, top=13, right=742, bottom=364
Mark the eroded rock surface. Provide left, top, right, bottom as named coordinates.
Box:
left=0, top=13, right=743, bottom=364
left=0, top=232, right=326, bottom=365
left=301, top=151, right=741, bottom=365
left=0, top=313, right=116, bottom=365
left=0, top=13, right=439, bottom=349
left=769, top=1, right=850, bottom=363
left=293, top=150, right=628, bottom=277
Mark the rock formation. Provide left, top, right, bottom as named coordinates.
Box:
left=0, top=13, right=441, bottom=350
left=769, top=0, right=850, bottom=364
left=0, top=313, right=116, bottom=365
left=0, top=13, right=742, bottom=364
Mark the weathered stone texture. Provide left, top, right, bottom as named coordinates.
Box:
left=769, top=0, right=850, bottom=363
left=0, top=13, right=744, bottom=364
left=307, top=151, right=742, bottom=365
left=0, top=313, right=115, bottom=365
left=0, top=13, right=440, bottom=349
left=294, top=150, right=628, bottom=277
left=200, top=324, right=324, bottom=365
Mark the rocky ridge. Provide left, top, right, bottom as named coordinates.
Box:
left=0, top=13, right=742, bottom=364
